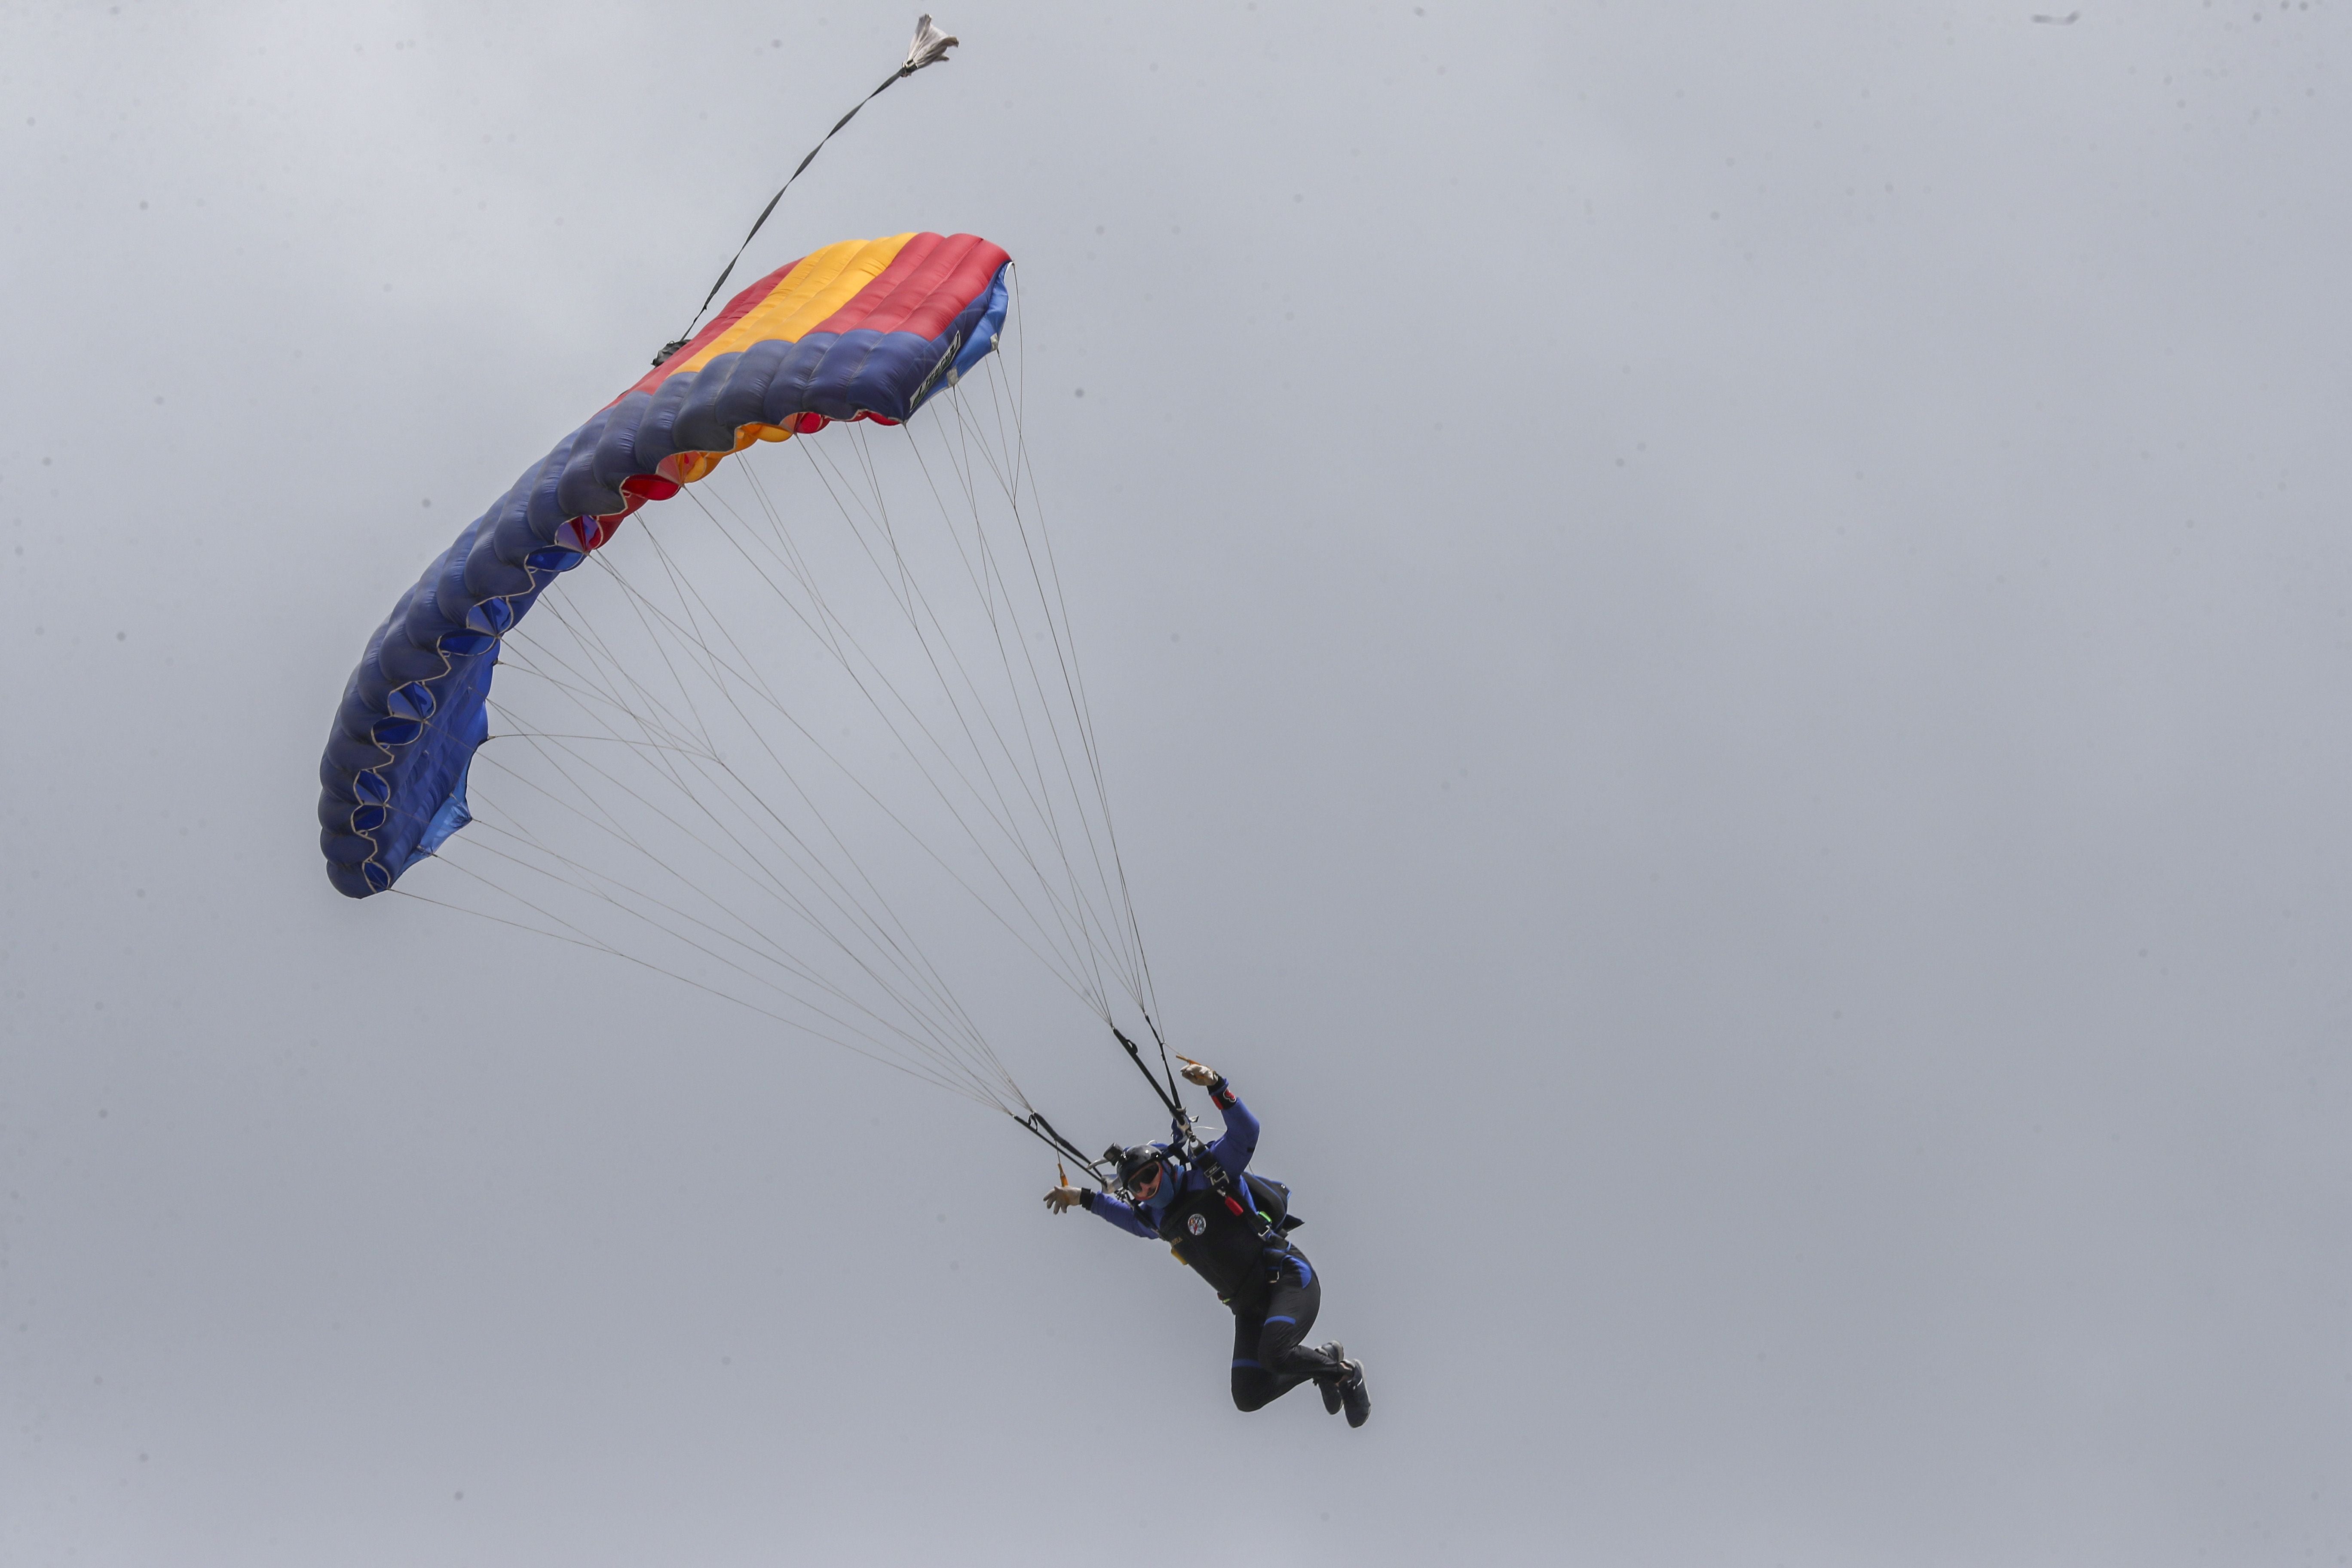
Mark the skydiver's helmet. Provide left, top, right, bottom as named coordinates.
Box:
left=1109, top=1143, right=1170, bottom=1198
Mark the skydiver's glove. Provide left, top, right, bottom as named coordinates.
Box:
left=1042, top=1183, right=1091, bottom=1215
left=1179, top=1060, right=1236, bottom=1108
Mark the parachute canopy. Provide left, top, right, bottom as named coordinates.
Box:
left=317, top=233, right=1013, bottom=897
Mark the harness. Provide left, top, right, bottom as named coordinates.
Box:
left=1081, top=1020, right=1308, bottom=1303
left=1125, top=1128, right=1302, bottom=1301
left=1175, top=1127, right=1273, bottom=1238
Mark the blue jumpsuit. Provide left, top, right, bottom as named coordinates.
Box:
left=1080, top=1081, right=1328, bottom=1411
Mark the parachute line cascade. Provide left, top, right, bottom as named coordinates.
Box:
left=318, top=22, right=1166, bottom=1176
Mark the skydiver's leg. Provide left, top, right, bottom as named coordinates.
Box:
left=1259, top=1249, right=1338, bottom=1393
left=1230, top=1306, right=1281, bottom=1412
left=1230, top=1250, right=1334, bottom=1411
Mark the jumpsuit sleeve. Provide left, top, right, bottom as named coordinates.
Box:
left=1204, top=1077, right=1258, bottom=1179
left=1081, top=1188, right=1158, bottom=1239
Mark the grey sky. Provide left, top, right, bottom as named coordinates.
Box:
left=5, top=2, right=2349, bottom=1564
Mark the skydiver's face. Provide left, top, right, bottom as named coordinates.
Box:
left=1127, top=1162, right=1164, bottom=1202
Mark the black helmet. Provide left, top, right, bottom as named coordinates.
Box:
left=1109, top=1142, right=1169, bottom=1194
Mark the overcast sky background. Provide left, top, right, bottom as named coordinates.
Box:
left=6, top=2, right=2351, bottom=1564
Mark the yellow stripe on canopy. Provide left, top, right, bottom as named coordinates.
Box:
left=668, top=233, right=917, bottom=378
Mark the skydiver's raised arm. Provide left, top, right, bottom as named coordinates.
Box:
left=1182, top=1061, right=1258, bottom=1178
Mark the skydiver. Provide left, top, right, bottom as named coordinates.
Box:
left=1042, top=1060, right=1370, bottom=1426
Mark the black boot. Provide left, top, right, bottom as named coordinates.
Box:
left=1336, top=1356, right=1369, bottom=1428
left=1315, top=1344, right=1348, bottom=1415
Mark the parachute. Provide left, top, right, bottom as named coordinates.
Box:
left=318, top=231, right=1011, bottom=896
left=317, top=229, right=1176, bottom=1171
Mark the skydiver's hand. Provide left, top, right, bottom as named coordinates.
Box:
left=1042, top=1183, right=1088, bottom=1215
left=1179, top=1060, right=1219, bottom=1088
